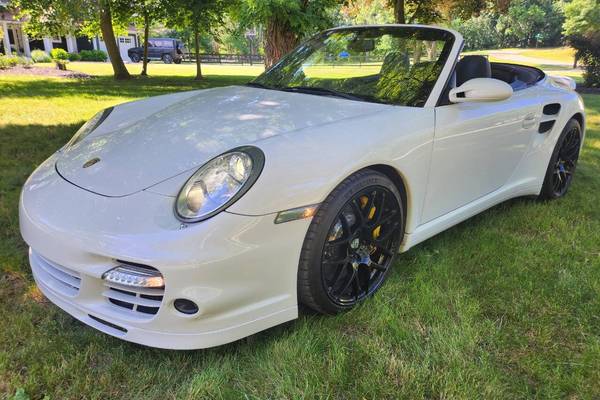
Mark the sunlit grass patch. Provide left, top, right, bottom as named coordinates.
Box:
left=64, top=61, right=265, bottom=77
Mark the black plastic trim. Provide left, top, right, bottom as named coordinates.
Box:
left=174, top=146, right=266, bottom=223
left=89, top=314, right=128, bottom=333
left=539, top=120, right=556, bottom=134
left=543, top=103, right=561, bottom=115
left=435, top=42, right=464, bottom=107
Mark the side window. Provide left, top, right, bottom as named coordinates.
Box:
left=154, top=40, right=172, bottom=48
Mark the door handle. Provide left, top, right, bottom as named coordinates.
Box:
left=522, top=113, right=537, bottom=129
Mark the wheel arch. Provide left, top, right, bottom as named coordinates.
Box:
left=358, top=164, right=409, bottom=231
left=571, top=112, right=585, bottom=132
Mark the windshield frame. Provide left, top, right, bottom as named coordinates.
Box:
left=250, top=25, right=461, bottom=108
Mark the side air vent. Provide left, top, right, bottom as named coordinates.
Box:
left=539, top=120, right=556, bottom=133
left=543, top=103, right=561, bottom=115
left=31, top=251, right=81, bottom=297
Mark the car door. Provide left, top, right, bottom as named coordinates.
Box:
left=420, top=89, right=541, bottom=223
left=147, top=40, right=158, bottom=59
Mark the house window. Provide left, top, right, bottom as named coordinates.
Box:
left=119, top=37, right=132, bottom=44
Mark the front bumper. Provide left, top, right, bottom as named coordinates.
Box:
left=20, top=156, right=310, bottom=349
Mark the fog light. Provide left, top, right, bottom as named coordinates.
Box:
left=102, top=265, right=164, bottom=288
left=174, top=298, right=199, bottom=315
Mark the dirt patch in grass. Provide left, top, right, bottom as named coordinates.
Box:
left=0, top=65, right=91, bottom=79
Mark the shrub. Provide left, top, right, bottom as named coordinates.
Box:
left=0, top=55, right=24, bottom=69
left=31, top=49, right=51, bottom=63
left=67, top=52, right=81, bottom=61
left=79, top=49, right=108, bottom=62
left=570, top=33, right=600, bottom=88
left=50, top=48, right=69, bottom=61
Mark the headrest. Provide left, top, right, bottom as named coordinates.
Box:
left=456, top=55, right=491, bottom=86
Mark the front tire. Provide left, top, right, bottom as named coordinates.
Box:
left=539, top=119, right=582, bottom=200
left=162, top=54, right=173, bottom=64
left=130, top=53, right=141, bottom=63
left=298, top=170, right=404, bottom=315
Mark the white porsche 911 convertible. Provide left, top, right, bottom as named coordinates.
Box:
left=20, top=25, right=585, bottom=349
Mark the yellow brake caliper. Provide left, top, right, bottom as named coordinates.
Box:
left=360, top=196, right=381, bottom=241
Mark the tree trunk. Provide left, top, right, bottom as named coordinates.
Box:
left=573, top=54, right=578, bottom=69
left=141, top=11, right=150, bottom=76
left=393, top=0, right=406, bottom=24
left=264, top=17, right=298, bottom=68
left=194, top=26, right=202, bottom=80
left=99, top=0, right=130, bottom=80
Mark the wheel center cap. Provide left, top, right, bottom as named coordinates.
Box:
left=350, top=238, right=360, bottom=249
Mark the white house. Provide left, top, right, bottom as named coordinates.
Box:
left=1, top=0, right=139, bottom=61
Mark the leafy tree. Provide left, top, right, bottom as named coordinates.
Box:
left=165, top=0, right=228, bottom=80
left=13, top=0, right=83, bottom=38
left=563, top=0, right=600, bottom=36
left=340, top=0, right=394, bottom=24
left=563, top=0, right=600, bottom=86
left=234, top=0, right=340, bottom=68
left=97, top=0, right=131, bottom=79
left=496, top=0, right=563, bottom=47
left=131, top=0, right=167, bottom=76
left=15, top=0, right=131, bottom=79
left=387, top=0, right=484, bottom=24
left=449, top=11, right=502, bottom=50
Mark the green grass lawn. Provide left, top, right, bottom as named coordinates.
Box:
left=484, top=47, right=576, bottom=64
left=1, top=63, right=599, bottom=399
left=33, top=60, right=266, bottom=77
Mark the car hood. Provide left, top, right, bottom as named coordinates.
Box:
left=56, top=85, right=386, bottom=197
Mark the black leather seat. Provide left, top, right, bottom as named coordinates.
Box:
left=455, top=55, right=491, bottom=86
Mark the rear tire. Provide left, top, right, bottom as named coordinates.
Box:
left=298, top=169, right=404, bottom=315
left=539, top=119, right=582, bottom=200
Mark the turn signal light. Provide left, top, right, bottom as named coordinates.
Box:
left=274, top=204, right=319, bottom=224
left=102, top=265, right=164, bottom=288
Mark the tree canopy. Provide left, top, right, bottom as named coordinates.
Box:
left=15, top=0, right=132, bottom=79
left=234, top=0, right=339, bottom=67
left=164, top=0, right=229, bottom=79
left=563, top=0, right=600, bottom=87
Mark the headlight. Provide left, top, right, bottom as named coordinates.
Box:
left=175, top=146, right=265, bottom=222
left=67, top=107, right=114, bottom=147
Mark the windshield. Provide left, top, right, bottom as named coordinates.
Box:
left=252, top=26, right=455, bottom=107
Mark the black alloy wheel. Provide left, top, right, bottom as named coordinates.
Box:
left=322, top=186, right=401, bottom=305
left=540, top=118, right=582, bottom=200
left=551, top=125, right=581, bottom=196
left=298, top=170, right=404, bottom=314
left=162, top=54, right=173, bottom=64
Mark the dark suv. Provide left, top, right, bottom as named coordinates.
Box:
left=128, top=38, right=184, bottom=64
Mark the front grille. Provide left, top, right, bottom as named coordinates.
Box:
left=31, top=251, right=81, bottom=297
left=102, top=265, right=164, bottom=316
